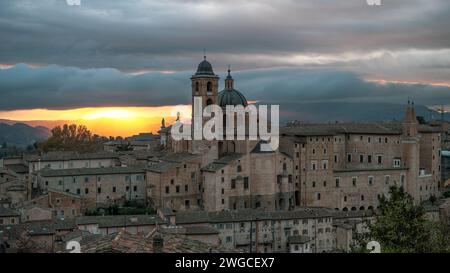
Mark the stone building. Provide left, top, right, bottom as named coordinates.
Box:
left=442, top=151, right=450, bottom=187
left=168, top=208, right=336, bottom=253
left=27, top=151, right=120, bottom=173
left=18, top=188, right=83, bottom=220
left=32, top=166, right=146, bottom=208
left=280, top=103, right=441, bottom=210
left=0, top=207, right=20, bottom=225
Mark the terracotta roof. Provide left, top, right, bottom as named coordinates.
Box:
left=38, top=166, right=145, bottom=177
left=0, top=207, right=20, bottom=217
left=79, top=229, right=234, bottom=253
left=282, top=122, right=441, bottom=137
left=28, top=151, right=119, bottom=162
left=75, top=215, right=166, bottom=228
left=174, top=208, right=334, bottom=224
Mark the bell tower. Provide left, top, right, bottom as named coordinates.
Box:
left=191, top=55, right=219, bottom=118
left=190, top=55, right=220, bottom=158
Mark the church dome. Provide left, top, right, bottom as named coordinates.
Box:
left=195, top=59, right=215, bottom=76
left=218, top=88, right=248, bottom=107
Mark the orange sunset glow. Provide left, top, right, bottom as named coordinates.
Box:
left=0, top=106, right=192, bottom=137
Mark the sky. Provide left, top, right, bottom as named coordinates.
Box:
left=0, top=0, right=450, bottom=136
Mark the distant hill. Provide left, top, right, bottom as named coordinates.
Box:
left=0, top=123, right=51, bottom=147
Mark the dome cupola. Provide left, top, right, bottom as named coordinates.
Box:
left=218, top=67, right=248, bottom=107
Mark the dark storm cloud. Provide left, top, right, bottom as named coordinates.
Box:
left=0, top=0, right=450, bottom=71
left=1, top=0, right=450, bottom=111
left=1, top=64, right=449, bottom=111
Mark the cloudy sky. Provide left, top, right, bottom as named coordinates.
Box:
left=0, top=0, right=449, bottom=120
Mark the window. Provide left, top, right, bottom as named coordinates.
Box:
left=312, top=181, right=316, bottom=188
left=237, top=165, right=242, bottom=172
left=126, top=186, right=130, bottom=192
left=361, top=195, right=365, bottom=201
left=377, top=155, right=382, bottom=164
left=231, top=179, right=236, bottom=189
left=311, top=161, right=317, bottom=171
left=133, top=186, right=137, bottom=192
left=207, top=81, right=212, bottom=92
left=84, top=177, right=89, bottom=183
left=334, top=155, right=338, bottom=163
left=352, top=177, right=357, bottom=187
left=360, top=155, right=364, bottom=163
left=165, top=186, right=170, bottom=194
left=347, top=154, right=352, bottom=163
left=317, top=193, right=321, bottom=200
left=344, top=196, right=347, bottom=202
left=244, top=177, right=249, bottom=189
left=368, top=176, right=374, bottom=186
left=195, top=82, right=199, bottom=92
left=322, top=160, right=328, bottom=170
left=185, top=185, right=189, bottom=192
left=283, top=163, right=287, bottom=171
left=368, top=155, right=372, bottom=163
left=112, top=187, right=116, bottom=193
left=335, top=177, right=340, bottom=188
left=176, top=185, right=180, bottom=193
left=323, top=148, right=327, bottom=154
left=77, top=189, right=81, bottom=194
left=323, top=181, right=327, bottom=187
left=393, top=159, right=401, bottom=167
left=85, top=188, right=89, bottom=194
left=385, top=175, right=390, bottom=185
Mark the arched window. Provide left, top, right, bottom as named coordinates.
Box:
left=195, top=82, right=199, bottom=92
left=237, top=165, right=242, bottom=172
left=360, top=206, right=365, bottom=211
left=351, top=207, right=357, bottom=211
left=207, top=81, right=212, bottom=92
left=230, top=141, right=235, bottom=153
left=343, top=207, right=348, bottom=211
left=283, top=163, right=287, bottom=171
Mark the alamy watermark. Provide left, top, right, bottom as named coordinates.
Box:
left=171, top=98, right=279, bottom=151
left=366, top=0, right=382, bottom=6
left=66, top=0, right=81, bottom=6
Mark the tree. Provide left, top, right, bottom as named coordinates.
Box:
left=356, top=186, right=450, bottom=253
left=38, top=124, right=104, bottom=153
